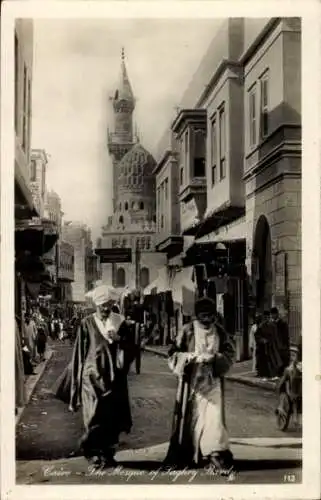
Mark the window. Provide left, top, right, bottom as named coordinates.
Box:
left=211, top=116, right=217, bottom=186
left=164, top=178, right=168, bottom=200
left=161, top=214, right=164, bottom=229
left=116, top=268, right=126, bottom=287
left=193, top=129, right=206, bottom=177
left=112, top=238, right=117, bottom=248
left=194, top=158, right=205, bottom=177
left=119, top=202, right=122, bottom=211
left=140, top=201, right=144, bottom=210
left=122, top=239, right=127, bottom=248
left=260, top=72, right=269, bottom=138
left=22, top=64, right=28, bottom=151
left=27, top=78, right=31, bottom=151
left=141, top=238, right=145, bottom=250
left=30, top=160, right=36, bottom=182
left=249, top=86, right=257, bottom=148
left=180, top=167, right=184, bottom=186
left=184, top=130, right=188, bottom=168
left=132, top=201, right=135, bottom=209
left=119, top=215, right=124, bottom=224
left=14, top=34, right=19, bottom=133
left=125, top=202, right=128, bottom=210
left=219, top=105, right=226, bottom=180
left=146, top=237, right=151, bottom=250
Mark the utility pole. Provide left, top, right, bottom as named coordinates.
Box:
left=135, top=237, right=140, bottom=291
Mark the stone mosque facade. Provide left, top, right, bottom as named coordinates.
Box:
left=99, top=49, right=165, bottom=290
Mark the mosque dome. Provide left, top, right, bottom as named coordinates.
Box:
left=117, top=143, right=156, bottom=194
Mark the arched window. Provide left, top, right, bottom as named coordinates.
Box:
left=140, top=201, right=144, bottom=210
left=119, top=215, right=124, bottom=224
left=125, top=202, right=128, bottom=211
left=140, top=267, right=150, bottom=289
left=116, top=267, right=126, bottom=287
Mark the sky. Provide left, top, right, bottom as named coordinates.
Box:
left=31, top=18, right=220, bottom=239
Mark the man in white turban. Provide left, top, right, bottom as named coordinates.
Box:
left=68, top=284, right=136, bottom=468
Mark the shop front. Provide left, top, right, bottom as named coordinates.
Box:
left=182, top=236, right=249, bottom=361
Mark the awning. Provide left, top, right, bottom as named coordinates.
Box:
left=196, top=216, right=246, bottom=244
left=195, top=205, right=245, bottom=239
left=170, top=267, right=194, bottom=303
left=143, top=267, right=169, bottom=296
left=15, top=217, right=58, bottom=256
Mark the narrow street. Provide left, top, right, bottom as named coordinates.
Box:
left=16, top=341, right=302, bottom=484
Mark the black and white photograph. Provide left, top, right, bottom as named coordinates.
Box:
left=1, top=1, right=320, bottom=499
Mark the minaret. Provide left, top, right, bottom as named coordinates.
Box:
left=108, top=48, right=136, bottom=212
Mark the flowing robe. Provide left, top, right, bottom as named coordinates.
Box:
left=165, top=320, right=235, bottom=467
left=69, top=314, right=136, bottom=457
left=255, top=320, right=283, bottom=378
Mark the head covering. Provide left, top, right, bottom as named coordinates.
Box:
left=194, top=297, right=216, bottom=318
left=90, top=285, right=120, bottom=307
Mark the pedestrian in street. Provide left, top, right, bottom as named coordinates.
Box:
left=35, top=316, right=48, bottom=362
left=249, top=313, right=261, bottom=374
left=69, top=284, right=137, bottom=468
left=255, top=311, right=282, bottom=380
left=165, top=297, right=235, bottom=475
left=24, top=313, right=38, bottom=364
left=270, top=307, right=290, bottom=376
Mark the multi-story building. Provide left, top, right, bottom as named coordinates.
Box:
left=45, top=190, right=63, bottom=235
left=242, top=18, right=301, bottom=342
left=43, top=190, right=63, bottom=287
left=98, top=49, right=166, bottom=290
left=14, top=19, right=35, bottom=221
left=29, top=149, right=48, bottom=218
left=62, top=222, right=98, bottom=302
left=154, top=17, right=301, bottom=358
left=56, top=241, right=74, bottom=303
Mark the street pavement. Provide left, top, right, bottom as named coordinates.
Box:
left=16, top=342, right=302, bottom=485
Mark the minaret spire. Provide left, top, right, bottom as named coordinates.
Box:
left=113, top=45, right=135, bottom=106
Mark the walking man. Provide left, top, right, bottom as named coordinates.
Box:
left=165, top=297, right=235, bottom=475
left=69, top=284, right=136, bottom=468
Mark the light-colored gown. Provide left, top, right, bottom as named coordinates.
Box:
left=166, top=319, right=234, bottom=466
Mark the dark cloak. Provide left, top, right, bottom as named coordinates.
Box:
left=65, top=314, right=136, bottom=458
left=255, top=320, right=283, bottom=378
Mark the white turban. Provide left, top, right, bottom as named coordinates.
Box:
left=90, top=285, right=120, bottom=306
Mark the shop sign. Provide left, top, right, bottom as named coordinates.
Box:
left=96, top=248, right=132, bottom=263
left=180, top=198, right=199, bottom=233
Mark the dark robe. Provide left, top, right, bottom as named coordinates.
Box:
left=69, top=314, right=136, bottom=459
left=165, top=320, right=235, bottom=467
left=275, top=318, right=290, bottom=372
left=52, top=361, right=73, bottom=404
left=255, top=320, right=283, bottom=378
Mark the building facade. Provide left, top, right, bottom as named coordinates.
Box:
left=62, top=222, right=98, bottom=302
left=30, top=149, right=48, bottom=218
left=56, top=241, right=74, bottom=302
left=99, top=49, right=166, bottom=290
left=14, top=19, right=34, bottom=221
left=154, top=17, right=301, bottom=359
